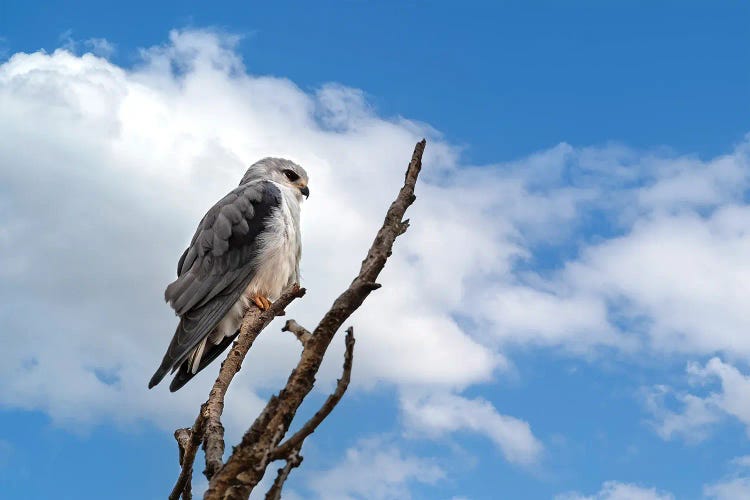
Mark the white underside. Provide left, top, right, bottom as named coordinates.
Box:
left=188, top=183, right=302, bottom=373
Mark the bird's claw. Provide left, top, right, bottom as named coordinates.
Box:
left=251, top=294, right=272, bottom=311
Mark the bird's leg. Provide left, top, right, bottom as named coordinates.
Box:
left=251, top=294, right=272, bottom=311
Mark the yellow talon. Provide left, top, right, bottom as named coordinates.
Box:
left=251, top=294, right=271, bottom=311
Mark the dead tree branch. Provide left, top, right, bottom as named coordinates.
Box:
left=168, top=139, right=426, bottom=500
left=259, top=329, right=354, bottom=500
left=202, top=285, right=306, bottom=480
left=169, top=406, right=207, bottom=500
left=281, top=320, right=312, bottom=346
left=169, top=285, right=306, bottom=499
left=203, top=139, right=426, bottom=499
left=271, top=327, right=355, bottom=460
left=263, top=447, right=303, bottom=500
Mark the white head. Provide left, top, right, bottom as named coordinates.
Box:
left=240, top=158, right=310, bottom=200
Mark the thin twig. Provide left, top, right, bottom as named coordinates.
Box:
left=169, top=407, right=207, bottom=500
left=271, top=327, right=355, bottom=460
left=175, top=429, right=191, bottom=466
left=282, top=319, right=312, bottom=346
left=264, top=448, right=303, bottom=500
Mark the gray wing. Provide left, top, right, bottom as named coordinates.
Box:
left=148, top=180, right=281, bottom=389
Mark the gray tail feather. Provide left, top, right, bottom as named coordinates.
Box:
left=148, top=317, right=205, bottom=390
left=168, top=330, right=240, bottom=392
left=148, top=363, right=170, bottom=389
left=148, top=339, right=193, bottom=389
left=148, top=334, right=191, bottom=389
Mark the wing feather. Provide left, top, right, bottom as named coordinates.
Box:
left=148, top=180, right=281, bottom=389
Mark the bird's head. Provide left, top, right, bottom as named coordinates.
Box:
left=240, top=157, right=310, bottom=200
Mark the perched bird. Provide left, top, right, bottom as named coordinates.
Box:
left=149, top=158, right=309, bottom=392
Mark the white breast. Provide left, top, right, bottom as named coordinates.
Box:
left=190, top=184, right=302, bottom=373
left=245, top=185, right=301, bottom=300
left=208, top=184, right=301, bottom=345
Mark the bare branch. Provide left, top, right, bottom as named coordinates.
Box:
left=175, top=429, right=191, bottom=466
left=264, top=448, right=303, bottom=500
left=282, top=319, right=312, bottom=346
left=203, top=284, right=306, bottom=480
left=204, top=140, right=426, bottom=500
left=169, top=285, right=306, bottom=494
left=271, top=327, right=355, bottom=460
left=169, top=407, right=207, bottom=500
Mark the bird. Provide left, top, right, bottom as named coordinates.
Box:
left=149, top=158, right=309, bottom=392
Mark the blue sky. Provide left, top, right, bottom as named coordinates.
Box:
left=2, top=2, right=750, bottom=500
left=4, top=1, right=749, bottom=161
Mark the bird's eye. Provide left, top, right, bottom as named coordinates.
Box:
left=283, top=169, right=300, bottom=182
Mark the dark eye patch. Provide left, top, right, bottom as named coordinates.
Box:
left=283, top=169, right=300, bottom=182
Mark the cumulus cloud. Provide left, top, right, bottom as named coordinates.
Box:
left=556, top=480, right=674, bottom=500
left=566, top=205, right=750, bottom=356
left=400, top=392, right=543, bottom=465
left=0, top=29, right=516, bottom=435
left=479, top=138, right=750, bottom=358
left=305, top=437, right=444, bottom=500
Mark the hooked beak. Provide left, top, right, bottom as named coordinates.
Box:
left=299, top=185, right=310, bottom=198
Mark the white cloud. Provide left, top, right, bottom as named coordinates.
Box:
left=400, top=392, right=543, bottom=465
left=566, top=205, right=750, bottom=356
left=84, top=38, right=116, bottom=58
left=705, top=478, right=750, bottom=500
left=688, top=358, right=750, bottom=431
left=636, top=150, right=749, bottom=211
left=485, top=139, right=750, bottom=359
left=704, top=455, right=750, bottom=499
left=306, top=437, right=443, bottom=500
left=0, top=29, right=511, bottom=433
left=57, top=30, right=116, bottom=58
left=643, top=385, right=722, bottom=443
left=478, top=286, right=622, bottom=349
left=443, top=136, right=750, bottom=364
left=556, top=480, right=674, bottom=500
left=646, top=358, right=750, bottom=442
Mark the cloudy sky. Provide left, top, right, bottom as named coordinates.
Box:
left=1, top=2, right=750, bottom=499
